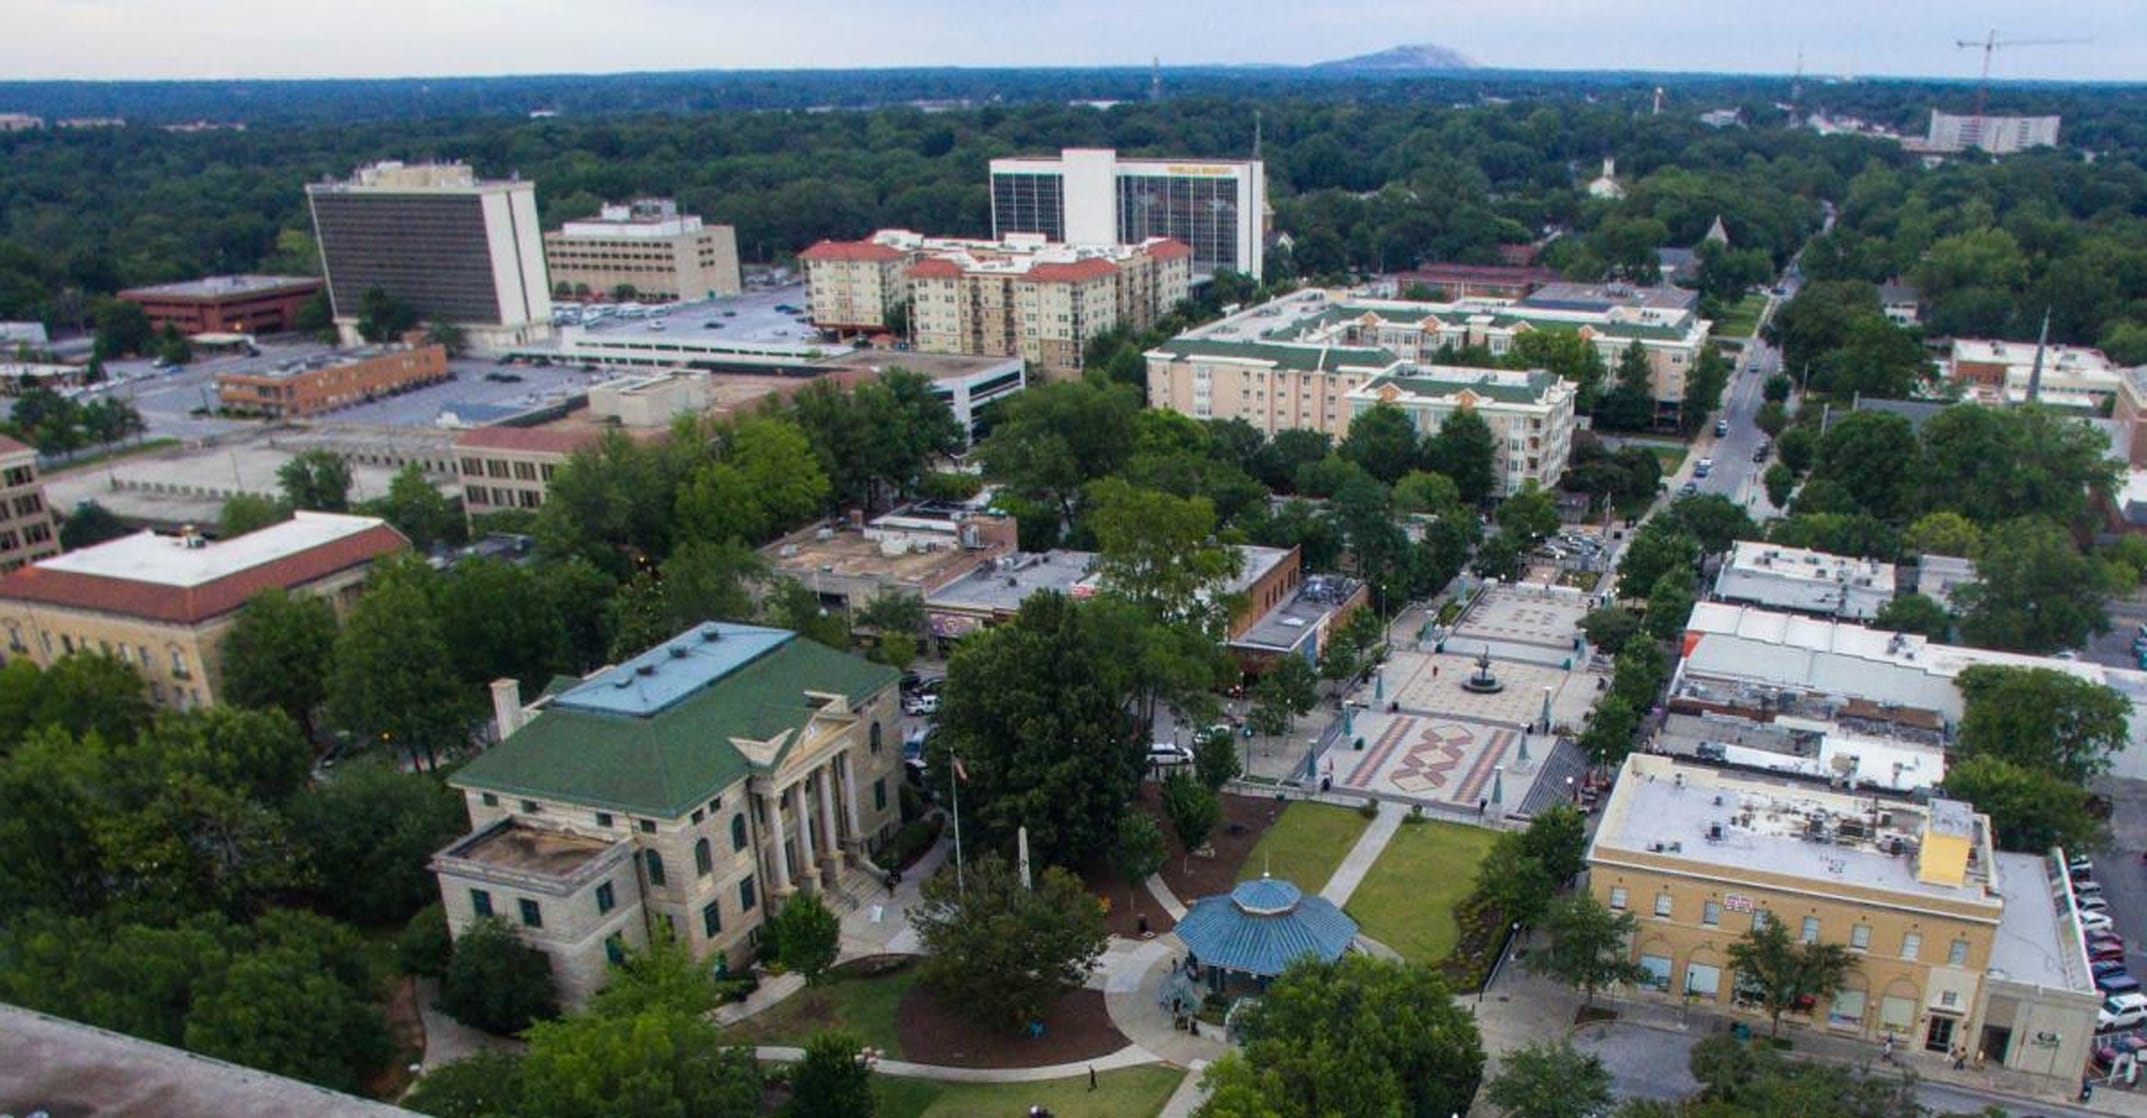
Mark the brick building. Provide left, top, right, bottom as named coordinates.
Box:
left=118, top=275, right=326, bottom=336
left=216, top=344, right=449, bottom=418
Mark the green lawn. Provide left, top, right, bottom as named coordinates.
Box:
left=1644, top=443, right=1690, bottom=474
left=878, top=1065, right=1186, bottom=1118
left=719, top=965, right=918, bottom=1057
left=1714, top=293, right=1769, bottom=339
left=1345, top=819, right=1499, bottom=964
left=1238, top=801, right=1371, bottom=894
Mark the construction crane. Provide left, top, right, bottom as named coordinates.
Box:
left=1955, top=31, right=2088, bottom=119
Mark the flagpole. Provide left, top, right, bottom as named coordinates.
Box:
left=950, top=751, right=966, bottom=895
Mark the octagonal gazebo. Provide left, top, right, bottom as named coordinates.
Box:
left=1175, top=876, right=1358, bottom=995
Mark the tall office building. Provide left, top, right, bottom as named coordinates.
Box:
left=988, top=148, right=1266, bottom=279
left=1924, top=111, right=2060, bottom=155
left=544, top=198, right=742, bottom=303
left=306, top=162, right=553, bottom=353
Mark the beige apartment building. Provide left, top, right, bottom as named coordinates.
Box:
left=435, top=622, right=906, bottom=1004
left=0, top=512, right=407, bottom=707
left=1346, top=367, right=1578, bottom=496
left=544, top=199, right=742, bottom=303
left=1589, top=755, right=2099, bottom=1082
left=798, top=239, right=911, bottom=333
left=1144, top=337, right=1407, bottom=438
left=0, top=436, right=58, bottom=573
left=803, top=229, right=1192, bottom=377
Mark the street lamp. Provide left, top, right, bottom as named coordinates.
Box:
left=1491, top=765, right=1504, bottom=808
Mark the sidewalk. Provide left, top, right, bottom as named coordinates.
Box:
left=834, top=827, right=953, bottom=961
left=752, top=1042, right=1159, bottom=1083
left=1319, top=804, right=1402, bottom=906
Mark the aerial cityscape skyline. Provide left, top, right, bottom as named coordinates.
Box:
left=4, top=0, right=2141, bottom=82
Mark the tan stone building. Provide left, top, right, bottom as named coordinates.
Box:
left=454, top=426, right=605, bottom=520
left=1346, top=368, right=1578, bottom=496
left=0, top=512, right=408, bottom=708
left=797, top=239, right=911, bottom=334
left=802, top=229, right=1192, bottom=377
left=0, top=435, right=59, bottom=573
left=1589, top=755, right=2099, bottom=1082
left=544, top=199, right=742, bottom=303
left=1143, top=337, right=1407, bottom=438
left=435, top=622, right=906, bottom=1004
left=217, top=344, right=450, bottom=419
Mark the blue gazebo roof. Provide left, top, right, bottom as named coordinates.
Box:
left=1175, top=877, right=1358, bottom=978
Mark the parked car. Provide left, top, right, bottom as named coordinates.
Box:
left=2099, top=992, right=2147, bottom=1032
left=903, top=693, right=940, bottom=716
left=2094, top=959, right=2131, bottom=979
left=2092, top=941, right=2128, bottom=964
left=1714, top=419, right=1730, bottom=437
left=2081, top=909, right=2117, bottom=932
left=2101, top=973, right=2143, bottom=997
left=898, top=670, right=924, bottom=692
left=1147, top=742, right=1195, bottom=768
left=1694, top=457, right=1715, bottom=477
left=2079, top=894, right=2113, bottom=914
left=2088, top=929, right=2126, bottom=952
left=2077, top=879, right=2106, bottom=898
left=1679, top=481, right=1700, bottom=496
left=2071, top=855, right=2096, bottom=878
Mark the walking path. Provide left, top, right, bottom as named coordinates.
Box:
left=413, top=977, right=523, bottom=1071
left=752, top=1043, right=1159, bottom=1083
left=1155, top=1059, right=1212, bottom=1118
left=1318, top=804, right=1403, bottom=905
left=1144, top=873, right=1189, bottom=920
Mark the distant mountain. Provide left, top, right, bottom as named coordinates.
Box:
left=1315, top=44, right=1475, bottom=71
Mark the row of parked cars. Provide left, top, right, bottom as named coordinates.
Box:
left=2080, top=855, right=2146, bottom=1036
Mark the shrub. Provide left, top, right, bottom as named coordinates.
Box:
left=395, top=903, right=453, bottom=977
left=884, top=817, right=943, bottom=870
left=439, top=918, right=559, bottom=1035
left=1358, top=798, right=1380, bottom=819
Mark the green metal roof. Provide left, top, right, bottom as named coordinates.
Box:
left=453, top=630, right=898, bottom=818
left=1306, top=303, right=1692, bottom=343
left=1150, top=336, right=1401, bottom=373
left=1368, top=370, right=1560, bottom=404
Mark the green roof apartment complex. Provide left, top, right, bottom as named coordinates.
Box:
left=435, top=622, right=903, bottom=1004
left=1146, top=284, right=1708, bottom=494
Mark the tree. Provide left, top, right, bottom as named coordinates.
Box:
left=1519, top=803, right=1588, bottom=885
left=1761, top=463, right=1795, bottom=508
left=1160, top=771, right=1221, bottom=861
left=287, top=761, right=468, bottom=925
left=516, top=1007, right=759, bottom=1118
left=1235, top=953, right=1484, bottom=1118
left=791, top=1030, right=877, bottom=1118
left=909, top=853, right=1108, bottom=1032
left=1487, top=1040, right=1615, bottom=1118
left=975, top=377, right=1140, bottom=528
left=292, top=291, right=337, bottom=344
left=1643, top=567, right=1697, bottom=643
left=1580, top=605, right=1642, bottom=654
left=1474, top=831, right=1556, bottom=926
left=441, top=917, right=560, bottom=1035
left=768, top=892, right=841, bottom=984
left=1873, top=593, right=1950, bottom=640
left=219, top=588, right=337, bottom=737
left=277, top=449, right=352, bottom=513
left=431, top=557, right=571, bottom=693
left=1615, top=524, right=1698, bottom=600
left=1112, top=812, right=1168, bottom=910
left=356, top=286, right=418, bottom=343
left=365, top=462, right=459, bottom=552
left=1194, top=725, right=1241, bottom=791
left=1531, top=894, right=1650, bottom=1007
left=591, top=934, right=732, bottom=1019
left=1904, top=511, right=1983, bottom=559
left=1251, top=654, right=1319, bottom=735
left=1725, top=917, right=1860, bottom=1037
left=183, top=945, right=392, bottom=1092
left=933, top=594, right=1142, bottom=867
left=1192, top=1052, right=1288, bottom=1118
left=1339, top=402, right=1422, bottom=484
left=1580, top=694, right=1640, bottom=768
left=91, top=296, right=153, bottom=358
left=425, top=320, right=468, bottom=357
left=1393, top=470, right=1464, bottom=518
left=1597, top=342, right=1657, bottom=431
left=1810, top=411, right=1920, bottom=521
left=1661, top=494, right=1759, bottom=556
left=1942, top=754, right=2104, bottom=854
left=326, top=559, right=470, bottom=770
left=1954, top=518, right=2111, bottom=655
left=1496, top=481, right=1560, bottom=545
left=1954, top=664, right=2129, bottom=784
left=58, top=501, right=131, bottom=551
left=404, top=1051, right=528, bottom=1118
left=0, top=653, right=151, bottom=755
left=398, top=903, right=454, bottom=978
left=219, top=492, right=291, bottom=537
left=1425, top=408, right=1498, bottom=505
left=1086, top=477, right=1242, bottom=632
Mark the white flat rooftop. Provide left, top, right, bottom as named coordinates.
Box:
left=1988, top=851, right=2094, bottom=993
left=37, top=511, right=387, bottom=588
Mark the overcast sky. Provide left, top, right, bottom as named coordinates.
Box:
left=7, top=0, right=2139, bottom=82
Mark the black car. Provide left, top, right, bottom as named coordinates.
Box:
left=899, top=671, right=924, bottom=692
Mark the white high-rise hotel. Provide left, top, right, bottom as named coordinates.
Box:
left=988, top=148, right=1266, bottom=279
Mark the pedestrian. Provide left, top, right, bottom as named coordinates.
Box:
left=1951, top=1046, right=1966, bottom=1071
left=1089, top=1065, right=1097, bottom=1091
left=1881, top=1034, right=1894, bottom=1064
left=1432, top=665, right=1440, bottom=679
left=884, top=870, right=896, bottom=896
